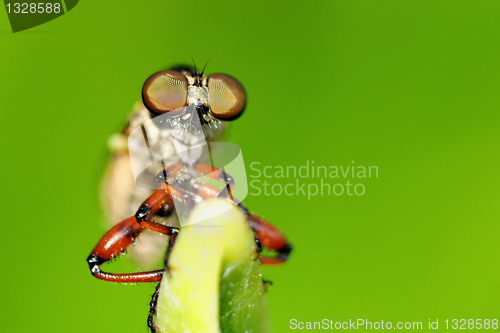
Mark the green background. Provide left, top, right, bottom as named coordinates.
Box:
left=1, top=1, right=499, bottom=332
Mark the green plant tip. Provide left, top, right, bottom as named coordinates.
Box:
left=156, top=199, right=270, bottom=333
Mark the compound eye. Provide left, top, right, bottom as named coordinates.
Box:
left=142, top=70, right=188, bottom=114
left=207, top=74, right=246, bottom=120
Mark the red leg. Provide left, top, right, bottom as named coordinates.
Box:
left=86, top=216, right=164, bottom=282
left=87, top=188, right=179, bottom=283
left=248, top=214, right=292, bottom=265
left=134, top=187, right=180, bottom=236
left=133, top=184, right=180, bottom=272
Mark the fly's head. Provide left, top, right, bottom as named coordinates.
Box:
left=141, top=66, right=246, bottom=136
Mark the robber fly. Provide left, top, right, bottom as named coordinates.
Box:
left=87, top=65, right=292, bottom=332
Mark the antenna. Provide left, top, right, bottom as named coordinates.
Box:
left=201, top=48, right=221, bottom=76
left=186, top=46, right=198, bottom=75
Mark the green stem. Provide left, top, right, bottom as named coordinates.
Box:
left=155, top=199, right=270, bottom=333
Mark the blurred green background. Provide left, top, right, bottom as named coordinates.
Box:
left=1, top=1, right=499, bottom=332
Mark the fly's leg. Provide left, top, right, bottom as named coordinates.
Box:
left=86, top=216, right=165, bottom=282
left=262, top=279, right=273, bottom=291
left=163, top=228, right=179, bottom=272
left=148, top=282, right=162, bottom=333
left=133, top=164, right=190, bottom=332
left=134, top=188, right=184, bottom=272
left=142, top=192, right=181, bottom=333
left=195, top=163, right=235, bottom=198
left=87, top=188, right=178, bottom=283
left=137, top=162, right=186, bottom=222
left=248, top=214, right=292, bottom=265
left=253, top=236, right=274, bottom=290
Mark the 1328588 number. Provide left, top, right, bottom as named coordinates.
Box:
left=6, top=3, right=61, bottom=14
left=445, top=319, right=498, bottom=329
